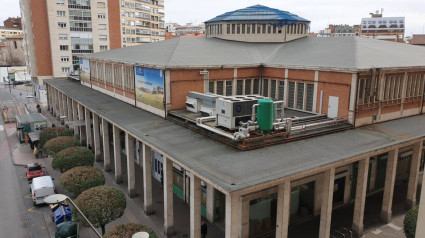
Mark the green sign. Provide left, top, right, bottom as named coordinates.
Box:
left=8, top=73, right=15, bottom=81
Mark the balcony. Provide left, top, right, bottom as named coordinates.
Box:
left=68, top=4, right=91, bottom=9
left=70, top=27, right=92, bottom=32
left=72, top=49, right=93, bottom=54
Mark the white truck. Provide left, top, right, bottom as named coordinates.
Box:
left=31, top=176, right=56, bottom=206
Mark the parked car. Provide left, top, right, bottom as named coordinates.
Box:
left=30, top=176, right=56, bottom=206
left=25, top=163, right=44, bottom=180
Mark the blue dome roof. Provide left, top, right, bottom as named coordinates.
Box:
left=205, top=5, right=310, bottom=23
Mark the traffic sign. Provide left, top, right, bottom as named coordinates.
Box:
left=2, top=106, right=8, bottom=112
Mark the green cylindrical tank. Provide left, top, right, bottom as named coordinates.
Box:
left=257, top=98, right=274, bottom=131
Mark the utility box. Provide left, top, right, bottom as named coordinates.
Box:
left=16, top=113, right=47, bottom=143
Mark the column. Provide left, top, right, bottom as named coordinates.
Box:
left=240, top=199, right=250, bottom=238
left=61, top=92, right=66, bottom=117
left=318, top=168, right=335, bottom=238
left=143, top=143, right=154, bottom=215
left=415, top=157, right=425, bottom=238
left=58, top=91, right=63, bottom=117
left=206, top=183, right=215, bottom=223
left=406, top=142, right=423, bottom=209
left=276, top=181, right=291, bottom=238
left=93, top=114, right=102, bottom=162
left=55, top=89, right=59, bottom=117
left=72, top=100, right=79, bottom=136
left=67, top=96, right=72, bottom=121
left=85, top=108, right=93, bottom=149
left=113, top=125, right=122, bottom=183
left=78, top=103, right=86, bottom=144
left=163, top=157, right=174, bottom=236
left=225, top=193, right=240, bottom=238
left=190, top=173, right=201, bottom=238
left=102, top=118, right=111, bottom=171
left=135, top=141, right=141, bottom=164
left=352, top=158, right=370, bottom=236
left=126, top=132, right=136, bottom=197
left=381, top=148, right=398, bottom=223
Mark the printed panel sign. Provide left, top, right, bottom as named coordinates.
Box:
left=79, top=58, right=91, bottom=84
left=135, top=66, right=164, bottom=110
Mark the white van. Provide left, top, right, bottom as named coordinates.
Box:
left=31, top=176, right=56, bottom=205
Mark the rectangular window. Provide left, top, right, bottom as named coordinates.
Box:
left=58, top=34, right=68, bottom=40
left=236, top=80, right=243, bottom=95
left=268, top=25, right=272, bottom=34
left=216, top=81, right=224, bottom=95
left=99, top=24, right=107, bottom=30
left=296, top=83, right=304, bottom=109
left=273, top=25, right=277, bottom=34
left=278, top=81, right=285, bottom=100
left=97, top=2, right=106, bottom=8
left=99, top=35, right=107, bottom=41
left=98, top=13, right=106, bottom=19
left=247, top=24, right=251, bottom=34
left=60, top=56, right=69, bottom=62
left=245, top=79, right=251, bottom=94
left=57, top=11, right=66, bottom=17
left=306, top=84, right=314, bottom=111
left=59, top=45, right=68, bottom=51
left=271, top=80, right=277, bottom=99
left=232, top=24, right=235, bottom=34
left=62, top=67, right=70, bottom=73
left=253, top=79, right=260, bottom=94
left=263, top=79, right=269, bottom=96
left=257, top=24, right=261, bottom=34
left=288, top=82, right=295, bottom=108
left=262, top=24, right=266, bottom=34
left=241, top=24, right=245, bottom=34
left=209, top=82, right=214, bottom=93
left=100, top=45, right=108, bottom=51
left=56, top=0, right=65, bottom=5
left=227, top=24, right=230, bottom=34
left=237, top=24, right=240, bottom=34
left=58, top=22, right=67, bottom=28
left=252, top=24, right=256, bottom=34
left=226, top=81, right=233, bottom=96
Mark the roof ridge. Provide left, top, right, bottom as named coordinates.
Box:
left=165, top=37, right=182, bottom=67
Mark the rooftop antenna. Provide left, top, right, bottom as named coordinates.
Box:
left=381, top=8, right=384, bottom=15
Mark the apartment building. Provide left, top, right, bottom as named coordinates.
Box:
left=20, top=0, right=165, bottom=103
left=0, top=26, right=22, bottom=40
left=360, top=10, right=405, bottom=42
left=3, top=17, right=22, bottom=29
left=45, top=5, right=425, bottom=238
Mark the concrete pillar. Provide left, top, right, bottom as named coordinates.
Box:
left=163, top=156, right=174, bottom=236
left=61, top=93, right=66, bottom=117
left=55, top=89, right=59, bottom=117
left=125, top=132, right=136, bottom=197
left=190, top=173, right=201, bottom=238
left=67, top=96, right=72, bottom=121
left=352, top=157, right=370, bottom=236
left=136, top=141, right=141, bottom=164
left=102, top=118, right=111, bottom=171
left=184, top=170, right=190, bottom=204
left=72, top=100, right=79, bottom=136
left=93, top=114, right=102, bottom=162
left=225, top=193, right=240, bottom=238
left=406, top=142, right=423, bottom=209
left=84, top=108, right=93, bottom=149
left=113, top=125, right=122, bottom=183
left=143, top=143, right=154, bottom=215
left=318, top=168, right=335, bottom=238
left=381, top=148, right=398, bottom=223
left=57, top=91, right=63, bottom=117
left=240, top=199, right=250, bottom=238
left=78, top=103, right=86, bottom=144
left=206, top=183, right=215, bottom=223
left=276, top=181, right=291, bottom=238
left=415, top=157, right=425, bottom=238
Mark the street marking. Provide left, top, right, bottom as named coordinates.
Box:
left=28, top=207, right=42, bottom=214
left=371, top=229, right=382, bottom=235
left=388, top=223, right=402, bottom=231
left=0, top=125, right=3, bottom=131
left=25, top=194, right=32, bottom=199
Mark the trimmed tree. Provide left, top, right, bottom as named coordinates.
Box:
left=75, top=185, right=126, bottom=235
left=404, top=206, right=419, bottom=238
left=52, top=146, right=94, bottom=173
left=39, top=127, right=73, bottom=148
left=104, top=223, right=157, bottom=238
left=44, top=136, right=80, bottom=155
left=60, top=166, right=105, bottom=197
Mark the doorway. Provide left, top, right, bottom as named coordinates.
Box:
left=333, top=177, right=345, bottom=205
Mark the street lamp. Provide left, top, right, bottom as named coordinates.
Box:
left=45, top=194, right=102, bottom=238
left=132, top=232, right=150, bottom=238
left=199, top=70, right=210, bottom=93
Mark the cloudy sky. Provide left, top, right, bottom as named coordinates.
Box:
left=2, top=0, right=424, bottom=36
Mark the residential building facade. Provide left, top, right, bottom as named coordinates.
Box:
left=0, top=26, right=22, bottom=40
left=0, top=34, right=25, bottom=66
left=360, top=10, right=405, bottom=42
left=3, top=17, right=22, bottom=29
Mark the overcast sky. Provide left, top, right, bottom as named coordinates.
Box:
left=1, top=0, right=424, bottom=36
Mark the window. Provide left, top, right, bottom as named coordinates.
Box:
left=58, top=22, right=67, bottom=28
left=57, top=11, right=65, bottom=17
left=263, top=79, right=269, bottom=96
left=97, top=2, right=106, bottom=8
left=288, top=82, right=295, bottom=108
left=253, top=79, right=260, bottom=94
left=61, top=56, right=70, bottom=62
left=226, top=81, right=233, bottom=96
left=100, top=45, right=108, bottom=51
left=247, top=24, right=251, bottom=34
left=278, top=81, right=285, bottom=100
left=231, top=24, right=235, bottom=34
left=99, top=35, right=107, bottom=41
left=241, top=24, right=245, bottom=34
left=237, top=24, right=240, bottom=34
left=306, top=84, right=314, bottom=111
left=59, top=45, right=68, bottom=51
left=245, top=79, right=252, bottom=94
left=59, top=34, right=68, bottom=40
left=296, top=83, right=304, bottom=109
left=271, top=80, right=277, bottom=99
left=227, top=24, right=230, bottom=34
left=99, top=24, right=107, bottom=30
left=56, top=0, right=65, bottom=5
left=236, top=80, right=243, bottom=95
left=98, top=13, right=106, bottom=19
left=209, top=82, right=214, bottom=93
left=62, top=67, right=70, bottom=73
left=216, top=81, right=224, bottom=95
left=13, top=41, right=17, bottom=49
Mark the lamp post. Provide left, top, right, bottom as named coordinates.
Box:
left=45, top=194, right=102, bottom=238
left=199, top=70, right=209, bottom=93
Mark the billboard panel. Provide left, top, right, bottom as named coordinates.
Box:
left=135, top=66, right=164, bottom=110
left=79, top=58, right=91, bottom=84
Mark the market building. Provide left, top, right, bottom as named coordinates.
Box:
left=45, top=5, right=425, bottom=238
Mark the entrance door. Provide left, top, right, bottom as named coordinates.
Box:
left=333, top=177, right=345, bottom=205
left=328, top=96, right=339, bottom=118
left=151, top=150, right=163, bottom=182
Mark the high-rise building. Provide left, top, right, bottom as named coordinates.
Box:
left=360, top=9, right=405, bottom=42
left=3, top=17, right=22, bottom=29
left=19, top=0, right=165, bottom=103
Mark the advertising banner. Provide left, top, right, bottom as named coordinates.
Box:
left=79, top=58, right=91, bottom=84
left=135, top=66, right=164, bottom=110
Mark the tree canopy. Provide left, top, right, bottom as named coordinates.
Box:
left=44, top=136, right=80, bottom=155
left=52, top=146, right=94, bottom=173
left=60, top=166, right=105, bottom=197
left=103, top=223, right=157, bottom=238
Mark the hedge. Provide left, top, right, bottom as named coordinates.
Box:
left=44, top=136, right=80, bottom=155
left=60, top=166, right=105, bottom=197
left=75, top=185, right=126, bottom=235
left=39, top=127, right=73, bottom=148
left=104, top=223, right=157, bottom=238
left=404, top=206, right=419, bottom=238
left=52, top=146, right=94, bottom=173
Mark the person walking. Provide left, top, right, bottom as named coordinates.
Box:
left=201, top=221, right=207, bottom=238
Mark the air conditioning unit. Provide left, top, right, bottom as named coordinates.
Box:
left=186, top=96, right=199, bottom=113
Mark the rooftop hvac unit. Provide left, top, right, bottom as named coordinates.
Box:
left=186, top=91, right=219, bottom=116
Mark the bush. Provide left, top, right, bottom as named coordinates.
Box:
left=104, top=223, right=157, bottom=238
left=404, top=206, right=419, bottom=238
left=39, top=127, right=73, bottom=148
left=60, top=166, right=105, bottom=197
left=75, top=186, right=126, bottom=235
left=52, top=146, right=94, bottom=173
left=44, top=136, right=80, bottom=155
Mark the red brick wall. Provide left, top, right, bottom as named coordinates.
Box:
left=170, top=70, right=204, bottom=110
left=108, top=0, right=121, bottom=49
left=288, top=69, right=315, bottom=81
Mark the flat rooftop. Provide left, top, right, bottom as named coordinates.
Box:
left=46, top=78, right=425, bottom=193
